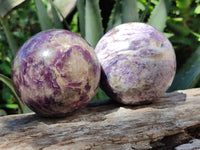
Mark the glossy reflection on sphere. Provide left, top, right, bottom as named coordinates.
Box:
left=95, top=23, right=176, bottom=105
left=12, top=29, right=100, bottom=117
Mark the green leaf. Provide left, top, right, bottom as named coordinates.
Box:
left=34, top=0, right=53, bottom=30
left=0, top=0, right=26, bottom=18
left=148, top=0, right=171, bottom=31
left=140, top=0, right=151, bottom=22
left=77, top=0, right=86, bottom=38
left=168, top=46, right=200, bottom=91
left=85, top=0, right=104, bottom=48
left=49, top=0, right=64, bottom=29
left=194, top=5, right=200, bottom=14
left=0, top=109, right=6, bottom=116
left=176, top=0, right=192, bottom=9
left=53, top=0, right=77, bottom=20
left=137, top=0, right=154, bottom=12
left=167, top=20, right=190, bottom=36
left=92, top=88, right=109, bottom=102
left=5, top=104, right=18, bottom=109
left=170, top=36, right=193, bottom=46
left=164, top=32, right=174, bottom=38
left=137, top=1, right=146, bottom=11
left=69, top=12, right=78, bottom=33
left=0, top=17, right=19, bottom=56
left=122, top=0, right=139, bottom=23
left=106, top=0, right=122, bottom=32
left=23, top=106, right=33, bottom=114
left=50, top=1, right=69, bottom=29
left=2, top=86, right=14, bottom=104
left=191, top=31, right=200, bottom=42
left=0, top=74, right=24, bottom=113
left=0, top=61, right=12, bottom=76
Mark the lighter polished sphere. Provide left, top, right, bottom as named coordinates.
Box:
left=95, top=23, right=176, bottom=105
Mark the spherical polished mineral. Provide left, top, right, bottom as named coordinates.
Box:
left=12, top=29, right=100, bottom=117
left=95, top=22, right=176, bottom=105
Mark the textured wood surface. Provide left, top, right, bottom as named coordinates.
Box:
left=0, top=88, right=200, bottom=150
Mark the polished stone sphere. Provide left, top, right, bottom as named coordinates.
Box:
left=12, top=29, right=100, bottom=117
left=95, top=23, right=176, bottom=105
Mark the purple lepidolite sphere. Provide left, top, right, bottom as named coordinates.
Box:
left=95, top=23, right=176, bottom=105
left=12, top=29, right=100, bottom=117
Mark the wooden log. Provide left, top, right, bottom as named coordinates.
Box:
left=0, top=88, right=200, bottom=150
left=175, top=139, right=200, bottom=150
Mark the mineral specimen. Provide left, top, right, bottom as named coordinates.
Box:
left=12, top=29, right=100, bottom=117
left=95, top=23, right=176, bottom=105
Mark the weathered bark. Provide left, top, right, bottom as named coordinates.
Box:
left=0, top=88, right=200, bottom=150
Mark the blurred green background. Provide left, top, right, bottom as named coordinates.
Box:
left=0, top=0, right=200, bottom=115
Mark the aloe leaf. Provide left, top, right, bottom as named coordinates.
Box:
left=106, top=0, right=122, bottom=32
left=77, top=0, right=85, bottom=38
left=167, top=20, right=190, bottom=36
left=53, top=0, right=77, bottom=20
left=51, top=0, right=76, bottom=28
left=84, top=0, right=108, bottom=101
left=49, top=0, right=63, bottom=29
left=0, top=74, right=24, bottom=113
left=0, top=0, right=26, bottom=18
left=137, top=0, right=154, bottom=11
left=168, top=46, right=200, bottom=91
left=140, top=0, right=151, bottom=22
left=122, top=0, right=139, bottom=23
left=23, top=106, right=33, bottom=114
left=164, top=32, right=174, bottom=38
left=148, top=0, right=171, bottom=32
left=85, top=0, right=104, bottom=48
left=34, top=0, right=53, bottom=30
left=0, top=17, right=18, bottom=55
left=51, top=2, right=70, bottom=29
left=170, top=36, right=193, bottom=46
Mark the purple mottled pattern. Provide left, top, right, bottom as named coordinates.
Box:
left=95, top=23, right=176, bottom=105
left=12, top=29, right=100, bottom=117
